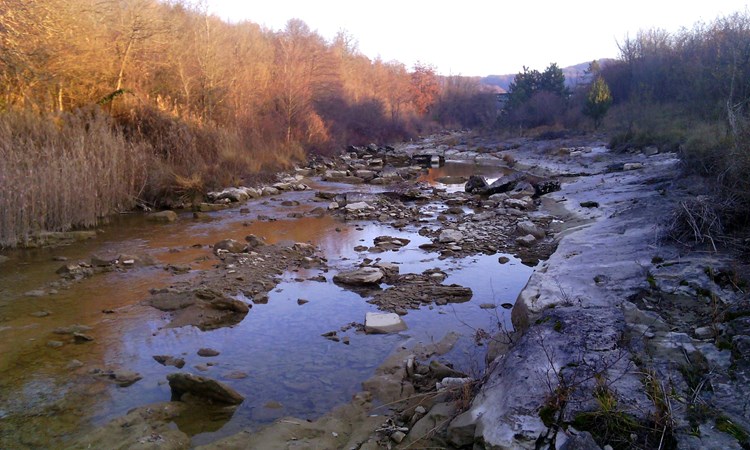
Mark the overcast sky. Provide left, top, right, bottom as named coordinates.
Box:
left=206, top=0, right=750, bottom=76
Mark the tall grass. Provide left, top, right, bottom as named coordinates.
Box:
left=0, top=108, right=147, bottom=247
left=0, top=103, right=317, bottom=247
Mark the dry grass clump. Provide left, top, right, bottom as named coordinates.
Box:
left=0, top=108, right=146, bottom=247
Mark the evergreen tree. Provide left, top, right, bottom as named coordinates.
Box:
left=539, top=63, right=566, bottom=96
left=583, top=76, right=613, bottom=129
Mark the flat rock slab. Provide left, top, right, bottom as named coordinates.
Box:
left=365, top=312, right=407, bottom=334
left=167, top=373, right=244, bottom=405
left=370, top=281, right=473, bottom=312
left=333, top=267, right=384, bottom=285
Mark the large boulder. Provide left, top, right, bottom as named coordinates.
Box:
left=167, top=373, right=244, bottom=405
left=215, top=187, right=249, bottom=203
left=333, top=267, right=385, bottom=285
left=485, top=172, right=524, bottom=195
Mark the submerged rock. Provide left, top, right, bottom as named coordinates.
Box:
left=198, top=348, right=220, bottom=357
left=94, top=369, right=143, bottom=387
left=153, top=355, right=186, bottom=369
left=167, top=373, right=244, bottom=405
left=69, top=402, right=189, bottom=449
left=147, top=210, right=178, bottom=222
left=146, top=288, right=250, bottom=330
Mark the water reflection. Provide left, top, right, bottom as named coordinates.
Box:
left=0, top=162, right=528, bottom=446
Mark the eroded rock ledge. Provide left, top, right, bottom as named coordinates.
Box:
left=448, top=144, right=750, bottom=449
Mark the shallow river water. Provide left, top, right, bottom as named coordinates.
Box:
left=0, top=162, right=531, bottom=447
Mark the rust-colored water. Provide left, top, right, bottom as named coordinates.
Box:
left=0, top=164, right=531, bottom=447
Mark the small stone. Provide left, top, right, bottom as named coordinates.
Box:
left=694, top=326, right=714, bottom=339
left=342, top=336, right=350, bottom=345
left=479, top=303, right=496, bottom=309
left=47, top=340, right=64, bottom=348
left=623, top=162, right=643, bottom=170
left=30, top=311, right=51, bottom=318
left=25, top=290, right=46, bottom=297
left=197, top=348, right=220, bottom=357
left=111, top=370, right=142, bottom=387
left=73, top=332, right=94, bottom=343
left=91, top=255, right=115, bottom=267
left=365, top=312, right=407, bottom=334
left=516, top=234, right=536, bottom=247
left=498, top=256, right=510, bottom=264
left=297, top=298, right=309, bottom=305
left=501, top=303, right=513, bottom=309
left=153, top=355, right=186, bottom=368
left=67, top=359, right=84, bottom=369
left=390, top=431, right=406, bottom=443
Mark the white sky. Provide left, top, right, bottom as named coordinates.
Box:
left=206, top=0, right=750, bottom=76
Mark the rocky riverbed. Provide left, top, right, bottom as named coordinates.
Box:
left=1, top=131, right=748, bottom=449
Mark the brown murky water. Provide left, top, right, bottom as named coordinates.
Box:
left=0, top=163, right=532, bottom=448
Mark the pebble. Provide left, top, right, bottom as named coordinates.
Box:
left=197, top=348, right=220, bottom=357
left=390, top=431, right=406, bottom=443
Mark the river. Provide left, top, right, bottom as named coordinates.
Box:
left=0, top=161, right=532, bottom=448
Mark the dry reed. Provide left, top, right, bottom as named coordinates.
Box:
left=0, top=108, right=146, bottom=247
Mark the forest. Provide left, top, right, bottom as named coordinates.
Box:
left=0, top=0, right=496, bottom=246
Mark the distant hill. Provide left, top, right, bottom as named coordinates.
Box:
left=482, top=59, right=616, bottom=92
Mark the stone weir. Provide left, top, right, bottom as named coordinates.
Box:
left=446, top=144, right=750, bottom=449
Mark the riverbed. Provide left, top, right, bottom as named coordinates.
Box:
left=0, top=160, right=533, bottom=448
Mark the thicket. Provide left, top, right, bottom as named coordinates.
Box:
left=502, top=11, right=750, bottom=238
left=600, top=12, right=750, bottom=238
left=0, top=0, right=496, bottom=246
